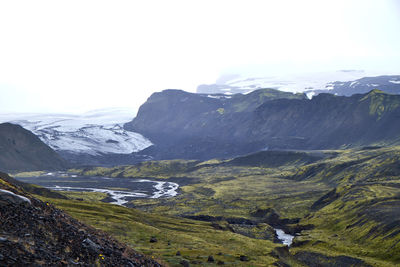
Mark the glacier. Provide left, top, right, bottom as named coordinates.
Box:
left=0, top=108, right=152, bottom=156
left=197, top=70, right=384, bottom=95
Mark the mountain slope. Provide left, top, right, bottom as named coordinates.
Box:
left=0, top=172, right=161, bottom=266
left=250, top=89, right=400, bottom=149
left=125, top=89, right=307, bottom=159
left=125, top=89, right=400, bottom=160
left=0, top=123, right=67, bottom=171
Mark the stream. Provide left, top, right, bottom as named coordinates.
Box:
left=275, top=228, right=295, bottom=246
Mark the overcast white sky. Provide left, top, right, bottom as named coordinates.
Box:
left=0, top=0, right=399, bottom=114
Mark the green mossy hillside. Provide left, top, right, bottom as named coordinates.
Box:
left=71, top=160, right=201, bottom=179
left=41, top=146, right=400, bottom=266
left=38, top=197, right=282, bottom=266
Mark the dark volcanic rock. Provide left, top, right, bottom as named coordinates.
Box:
left=82, top=238, right=102, bottom=253
left=125, top=89, right=400, bottom=160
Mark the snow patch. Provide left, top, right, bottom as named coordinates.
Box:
left=306, top=92, right=316, bottom=99
left=206, top=95, right=232, bottom=99
left=350, top=81, right=359, bottom=87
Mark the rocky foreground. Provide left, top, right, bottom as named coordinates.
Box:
left=0, top=172, right=162, bottom=267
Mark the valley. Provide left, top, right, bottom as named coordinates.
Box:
left=1, top=88, right=400, bottom=266
left=2, top=2, right=400, bottom=265
left=10, top=147, right=400, bottom=266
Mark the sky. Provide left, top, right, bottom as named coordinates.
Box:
left=0, top=0, right=399, bottom=114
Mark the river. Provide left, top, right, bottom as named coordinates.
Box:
left=15, top=172, right=179, bottom=206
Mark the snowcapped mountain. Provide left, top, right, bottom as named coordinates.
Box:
left=0, top=108, right=152, bottom=157
left=197, top=70, right=394, bottom=97
left=307, top=75, right=400, bottom=96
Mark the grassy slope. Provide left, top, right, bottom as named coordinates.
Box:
left=289, top=147, right=400, bottom=266
left=38, top=197, right=282, bottom=266
left=37, top=147, right=400, bottom=266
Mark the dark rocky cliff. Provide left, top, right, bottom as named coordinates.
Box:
left=125, top=89, right=400, bottom=160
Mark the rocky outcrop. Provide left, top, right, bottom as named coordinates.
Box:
left=0, top=188, right=31, bottom=205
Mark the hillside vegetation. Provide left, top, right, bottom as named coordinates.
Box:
left=55, top=147, right=400, bottom=266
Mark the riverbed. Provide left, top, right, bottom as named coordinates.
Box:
left=15, top=172, right=179, bottom=206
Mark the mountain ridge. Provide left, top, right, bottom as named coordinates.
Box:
left=306, top=75, right=400, bottom=97
left=197, top=72, right=400, bottom=97
left=125, top=88, right=400, bottom=160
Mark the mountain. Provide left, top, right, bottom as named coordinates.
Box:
left=125, top=89, right=400, bottom=160
left=0, top=123, right=67, bottom=171
left=198, top=71, right=400, bottom=99
left=0, top=108, right=152, bottom=166
left=0, top=172, right=161, bottom=266
left=197, top=70, right=372, bottom=95
left=306, top=75, right=400, bottom=97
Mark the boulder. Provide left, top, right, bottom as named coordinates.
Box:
left=0, top=189, right=31, bottom=205
left=82, top=238, right=101, bottom=253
